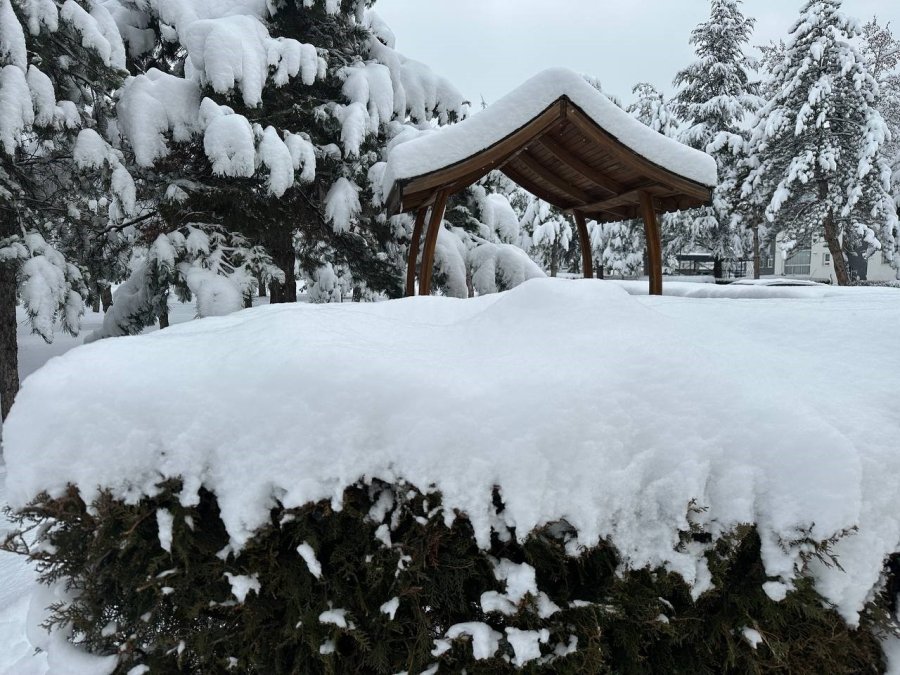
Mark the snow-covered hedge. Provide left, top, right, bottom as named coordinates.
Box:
left=3, top=480, right=887, bottom=673
left=4, top=279, right=900, bottom=670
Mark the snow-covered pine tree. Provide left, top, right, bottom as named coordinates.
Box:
left=861, top=18, right=900, bottom=209
left=742, top=0, right=898, bottom=284
left=0, top=0, right=126, bottom=419
left=431, top=173, right=543, bottom=298
left=519, top=195, right=574, bottom=278
left=627, top=83, right=678, bottom=137
left=96, top=0, right=464, bottom=335
left=673, top=0, right=761, bottom=278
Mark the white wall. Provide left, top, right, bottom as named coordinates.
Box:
left=770, top=235, right=898, bottom=283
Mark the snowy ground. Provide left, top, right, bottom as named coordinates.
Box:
left=2, top=281, right=900, bottom=672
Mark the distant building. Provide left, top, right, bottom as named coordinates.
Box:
left=755, top=236, right=897, bottom=284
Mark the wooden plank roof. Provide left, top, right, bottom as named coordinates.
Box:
left=383, top=69, right=716, bottom=223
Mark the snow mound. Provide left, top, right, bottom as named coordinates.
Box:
left=4, top=279, right=900, bottom=626
left=383, top=68, right=717, bottom=198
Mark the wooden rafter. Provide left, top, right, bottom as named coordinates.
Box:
left=537, top=135, right=623, bottom=196
left=575, top=187, right=656, bottom=215
left=500, top=164, right=575, bottom=211
left=565, top=105, right=711, bottom=203
left=398, top=102, right=567, bottom=203
left=514, top=151, right=591, bottom=203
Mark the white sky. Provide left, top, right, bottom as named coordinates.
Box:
left=374, top=0, right=900, bottom=106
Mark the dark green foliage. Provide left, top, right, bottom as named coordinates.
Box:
left=3, top=479, right=892, bottom=674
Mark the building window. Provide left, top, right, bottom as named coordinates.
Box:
left=784, top=249, right=811, bottom=276
left=824, top=252, right=831, bottom=265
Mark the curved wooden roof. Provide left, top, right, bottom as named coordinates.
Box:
left=384, top=69, right=715, bottom=222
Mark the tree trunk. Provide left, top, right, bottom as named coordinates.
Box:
left=823, top=211, right=850, bottom=286
left=597, top=263, right=605, bottom=280
left=257, top=274, right=267, bottom=298
left=100, top=284, right=113, bottom=312
left=267, top=228, right=296, bottom=304
left=713, top=256, right=723, bottom=280
left=158, top=310, right=169, bottom=329
left=0, top=259, right=19, bottom=422
left=752, top=226, right=761, bottom=280
left=549, top=242, right=559, bottom=278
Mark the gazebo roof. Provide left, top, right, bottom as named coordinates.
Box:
left=383, top=68, right=716, bottom=222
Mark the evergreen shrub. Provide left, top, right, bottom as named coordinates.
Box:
left=3, top=479, right=893, bottom=674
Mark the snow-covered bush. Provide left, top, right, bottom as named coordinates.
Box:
left=4, top=481, right=888, bottom=674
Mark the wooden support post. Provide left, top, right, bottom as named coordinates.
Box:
left=418, top=190, right=450, bottom=296
left=405, top=207, right=428, bottom=297
left=639, top=191, right=663, bottom=296
left=573, top=211, right=593, bottom=279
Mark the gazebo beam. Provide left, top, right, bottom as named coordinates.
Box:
left=537, top=135, right=623, bottom=196
left=418, top=190, right=450, bottom=296
left=401, top=102, right=566, bottom=200
left=501, top=164, right=576, bottom=211
left=639, top=191, right=663, bottom=296
left=575, top=187, right=654, bottom=215
left=573, top=211, right=594, bottom=279
left=405, top=207, right=428, bottom=297
left=566, top=106, right=711, bottom=203
left=515, top=151, right=591, bottom=203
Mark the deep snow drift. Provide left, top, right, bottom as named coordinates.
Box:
left=4, top=279, right=900, bottom=631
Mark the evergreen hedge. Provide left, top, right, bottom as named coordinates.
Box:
left=3, top=478, right=894, bottom=673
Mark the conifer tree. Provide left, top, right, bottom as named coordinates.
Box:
left=0, top=0, right=125, bottom=419
left=742, top=0, right=898, bottom=284
left=861, top=18, right=900, bottom=210
left=92, top=0, right=464, bottom=337
left=673, top=0, right=761, bottom=278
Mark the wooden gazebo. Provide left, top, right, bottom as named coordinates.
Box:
left=383, top=68, right=717, bottom=296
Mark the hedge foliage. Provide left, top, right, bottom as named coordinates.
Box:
left=3, top=478, right=895, bottom=673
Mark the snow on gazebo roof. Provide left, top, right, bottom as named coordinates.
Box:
left=383, top=67, right=717, bottom=221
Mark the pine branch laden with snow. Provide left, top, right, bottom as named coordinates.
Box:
left=671, top=0, right=762, bottom=271
left=94, top=0, right=467, bottom=319
left=741, top=0, right=899, bottom=283
left=0, top=0, right=131, bottom=366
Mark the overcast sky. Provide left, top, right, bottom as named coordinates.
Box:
left=375, top=0, right=900, bottom=107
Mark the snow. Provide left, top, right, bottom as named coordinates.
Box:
left=0, top=0, right=27, bottom=70
left=742, top=627, right=764, bottom=649
left=156, top=509, right=174, bottom=553
left=318, top=608, right=350, bottom=629
left=25, top=66, right=55, bottom=128
left=379, top=597, right=399, bottom=621
left=324, top=177, right=361, bottom=234
left=885, top=634, right=900, bottom=674
left=383, top=68, right=718, bottom=199
left=60, top=0, right=125, bottom=70
left=4, top=280, right=900, bottom=630
left=201, top=100, right=256, bottom=178
left=0, top=64, right=34, bottom=154
left=224, top=573, right=259, bottom=603
left=296, top=541, right=322, bottom=579
left=117, top=68, right=202, bottom=166
left=182, top=267, right=243, bottom=318
left=445, top=622, right=502, bottom=660
left=505, top=627, right=549, bottom=667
